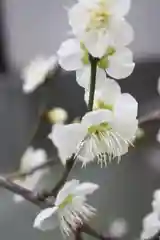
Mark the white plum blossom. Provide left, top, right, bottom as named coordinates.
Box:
left=48, top=107, right=68, bottom=124
left=22, top=56, right=57, bottom=93
left=34, top=179, right=98, bottom=236
left=156, top=129, right=160, bottom=143
left=13, top=147, right=49, bottom=202
left=157, top=75, right=160, bottom=95
left=152, top=190, right=160, bottom=216
left=109, top=218, right=128, bottom=238
left=141, top=212, right=160, bottom=239
left=58, top=38, right=135, bottom=83
left=68, top=0, right=134, bottom=58
left=49, top=87, right=138, bottom=166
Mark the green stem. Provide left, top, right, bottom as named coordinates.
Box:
left=88, top=55, right=98, bottom=111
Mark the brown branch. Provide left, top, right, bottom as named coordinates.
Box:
left=38, top=156, right=75, bottom=200
left=7, top=159, right=57, bottom=180
left=0, top=176, right=49, bottom=208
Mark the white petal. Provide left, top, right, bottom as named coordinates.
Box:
left=76, top=67, right=106, bottom=90
left=34, top=207, right=58, bottom=231
left=55, top=180, right=80, bottom=206
left=85, top=78, right=121, bottom=106
left=107, top=47, right=135, bottom=79
left=114, top=93, right=138, bottom=121
left=109, top=18, right=134, bottom=46
left=49, top=123, right=86, bottom=165
left=141, top=212, right=160, bottom=239
left=68, top=3, right=90, bottom=35
left=109, top=0, right=131, bottom=17
left=22, top=56, right=57, bottom=93
left=157, top=129, right=160, bottom=143
left=20, top=147, right=47, bottom=172
left=157, top=76, right=160, bottom=95
left=57, top=39, right=83, bottom=71
left=152, top=190, right=160, bottom=215
left=82, top=30, right=110, bottom=58
left=74, top=182, right=99, bottom=196
left=82, top=109, right=113, bottom=128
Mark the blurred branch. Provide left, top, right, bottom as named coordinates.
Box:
left=38, top=156, right=75, bottom=200
left=139, top=109, right=160, bottom=125
left=6, top=159, right=57, bottom=180
left=0, top=176, right=48, bottom=208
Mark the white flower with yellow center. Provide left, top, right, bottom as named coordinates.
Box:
left=22, top=56, right=57, bottom=93
left=58, top=38, right=135, bottom=83
left=68, top=0, right=133, bottom=58
left=13, top=147, right=49, bottom=202
left=49, top=84, right=138, bottom=166
left=34, top=179, right=98, bottom=236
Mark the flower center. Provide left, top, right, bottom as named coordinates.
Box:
left=88, top=122, right=111, bottom=136
left=59, top=194, right=73, bottom=209
left=87, top=6, right=110, bottom=31
left=94, top=100, right=113, bottom=111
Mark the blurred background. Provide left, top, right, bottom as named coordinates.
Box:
left=0, top=0, right=160, bottom=239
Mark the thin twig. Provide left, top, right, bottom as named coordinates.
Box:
left=88, top=55, right=98, bottom=111
left=38, top=156, right=75, bottom=200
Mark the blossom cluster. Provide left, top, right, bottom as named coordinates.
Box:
left=19, top=0, right=139, bottom=238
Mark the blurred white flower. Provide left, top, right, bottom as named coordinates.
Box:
left=152, top=190, right=160, bottom=216
left=156, top=129, right=160, bottom=143
left=49, top=100, right=138, bottom=166
left=58, top=39, right=134, bottom=84
left=109, top=218, right=128, bottom=238
left=22, top=56, right=57, bottom=93
left=34, top=179, right=98, bottom=236
left=68, top=0, right=133, bottom=58
left=135, top=127, right=145, bottom=140
left=48, top=107, right=68, bottom=124
left=157, top=76, right=160, bottom=95
left=141, top=212, right=160, bottom=239
left=13, top=147, right=49, bottom=202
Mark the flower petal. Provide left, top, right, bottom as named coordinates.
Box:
left=55, top=180, right=79, bottom=206
left=82, top=30, right=110, bottom=58
left=49, top=123, right=86, bottom=165
left=68, top=3, right=90, bottom=35
left=109, top=18, right=134, bottom=46
left=34, top=207, right=58, bottom=231
left=20, top=147, right=47, bottom=172
left=76, top=67, right=106, bottom=90
left=22, top=56, right=57, bottom=93
left=57, top=39, right=83, bottom=71
left=74, top=182, right=99, bottom=196
left=82, top=109, right=113, bottom=128
left=109, top=0, right=131, bottom=17
left=114, top=93, right=138, bottom=121
left=141, top=212, right=160, bottom=239
left=107, top=47, right=135, bottom=79
left=85, top=78, right=121, bottom=107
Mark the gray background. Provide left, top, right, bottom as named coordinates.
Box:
left=0, top=1, right=160, bottom=240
